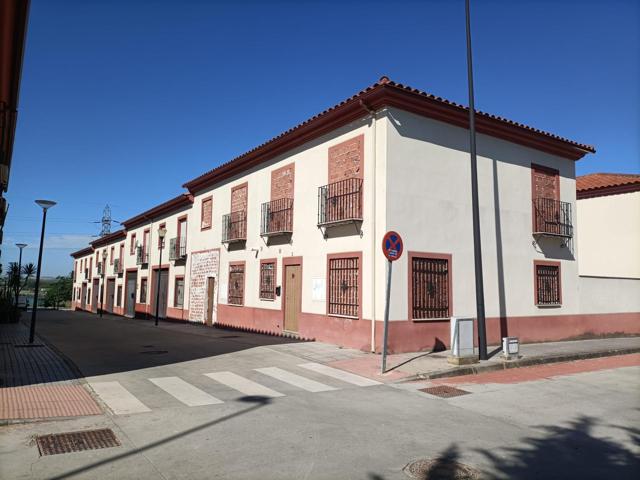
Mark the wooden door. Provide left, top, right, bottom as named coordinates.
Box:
left=81, top=283, right=87, bottom=310
left=106, top=280, right=115, bottom=313
left=92, top=279, right=100, bottom=313
left=126, top=273, right=137, bottom=317
left=206, top=277, right=216, bottom=326
left=284, top=264, right=301, bottom=333
left=157, top=270, right=169, bottom=318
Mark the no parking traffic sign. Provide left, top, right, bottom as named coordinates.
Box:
left=382, top=231, right=403, bottom=262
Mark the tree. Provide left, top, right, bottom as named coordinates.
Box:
left=43, top=274, right=73, bottom=309
left=6, top=262, right=35, bottom=308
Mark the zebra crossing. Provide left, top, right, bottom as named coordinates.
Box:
left=89, top=363, right=381, bottom=415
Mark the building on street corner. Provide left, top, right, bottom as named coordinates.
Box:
left=70, top=77, right=640, bottom=353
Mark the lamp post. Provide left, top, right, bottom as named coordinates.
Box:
left=29, top=200, right=56, bottom=344
left=100, top=250, right=107, bottom=317
left=154, top=226, right=167, bottom=327
left=15, top=243, right=27, bottom=308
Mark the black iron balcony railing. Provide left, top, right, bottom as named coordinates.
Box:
left=318, top=177, right=363, bottom=227
left=222, top=211, right=247, bottom=243
left=533, top=197, right=573, bottom=238
left=169, top=236, right=187, bottom=260
left=261, top=198, right=293, bottom=236
left=113, top=258, right=123, bottom=275
left=136, top=246, right=149, bottom=265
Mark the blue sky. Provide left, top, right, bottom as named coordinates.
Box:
left=3, top=0, right=639, bottom=276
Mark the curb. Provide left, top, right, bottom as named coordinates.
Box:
left=397, top=346, right=640, bottom=383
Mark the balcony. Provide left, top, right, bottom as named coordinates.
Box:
left=261, top=198, right=293, bottom=237
left=169, top=236, right=187, bottom=261
left=317, top=177, right=363, bottom=227
left=136, top=246, right=149, bottom=265
left=113, top=258, right=123, bottom=275
left=533, top=197, right=573, bottom=238
left=222, top=211, right=247, bottom=243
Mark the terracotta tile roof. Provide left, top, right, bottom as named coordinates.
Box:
left=183, top=76, right=595, bottom=193
left=577, top=172, right=640, bottom=199
left=121, top=193, right=194, bottom=229
left=70, top=246, right=94, bottom=258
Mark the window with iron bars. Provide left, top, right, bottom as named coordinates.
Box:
left=259, top=261, right=276, bottom=300
left=228, top=264, right=245, bottom=305
left=536, top=263, right=561, bottom=305
left=328, top=256, right=359, bottom=318
left=411, top=256, right=450, bottom=319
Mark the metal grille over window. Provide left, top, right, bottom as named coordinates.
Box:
left=260, top=262, right=276, bottom=300
left=412, top=257, right=450, bottom=319
left=328, top=257, right=359, bottom=317
left=536, top=264, right=560, bottom=305
left=228, top=264, right=245, bottom=305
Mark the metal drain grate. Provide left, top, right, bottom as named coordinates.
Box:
left=218, top=335, right=240, bottom=339
left=404, top=458, right=480, bottom=479
left=420, top=385, right=470, bottom=398
left=36, top=429, right=120, bottom=456
left=139, top=350, right=168, bottom=355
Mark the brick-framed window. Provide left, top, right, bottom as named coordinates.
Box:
left=116, top=285, right=122, bottom=307
left=110, top=246, right=115, bottom=265
left=259, top=259, right=277, bottom=300
left=409, top=252, right=452, bottom=320
left=158, top=223, right=166, bottom=249
left=95, top=251, right=99, bottom=264
left=228, top=262, right=245, bottom=306
left=88, top=258, right=93, bottom=281
left=174, top=276, right=185, bottom=308
left=130, top=233, right=136, bottom=255
left=140, top=278, right=148, bottom=303
left=327, top=253, right=361, bottom=318
left=201, top=196, right=213, bottom=231
left=534, top=260, right=561, bottom=306
left=143, top=229, right=150, bottom=254
left=119, top=243, right=124, bottom=263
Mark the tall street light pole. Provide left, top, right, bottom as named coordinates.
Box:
left=15, top=243, right=27, bottom=307
left=29, top=200, right=56, bottom=344
left=154, top=226, right=167, bottom=327
left=100, top=250, right=107, bottom=317
left=465, top=0, right=488, bottom=360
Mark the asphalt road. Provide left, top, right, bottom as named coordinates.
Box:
left=1, top=311, right=639, bottom=480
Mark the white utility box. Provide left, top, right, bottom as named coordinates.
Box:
left=502, top=336, right=520, bottom=358
left=448, top=317, right=478, bottom=365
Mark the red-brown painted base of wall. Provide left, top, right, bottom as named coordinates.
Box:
left=215, top=304, right=640, bottom=354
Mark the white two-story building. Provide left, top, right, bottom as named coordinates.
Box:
left=71, top=77, right=640, bottom=353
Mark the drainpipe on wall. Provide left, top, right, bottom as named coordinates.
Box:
left=360, top=100, right=378, bottom=353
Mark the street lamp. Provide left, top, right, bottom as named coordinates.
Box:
left=15, top=243, right=27, bottom=308
left=154, top=226, right=167, bottom=327
left=100, top=249, right=107, bottom=317
left=29, top=199, right=56, bottom=344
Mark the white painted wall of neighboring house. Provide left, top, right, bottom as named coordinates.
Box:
left=384, top=107, right=579, bottom=321
left=577, top=191, right=640, bottom=279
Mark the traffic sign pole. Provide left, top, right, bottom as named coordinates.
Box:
left=381, top=259, right=392, bottom=374
left=380, top=231, right=403, bottom=374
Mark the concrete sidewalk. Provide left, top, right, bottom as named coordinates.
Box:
left=325, top=336, right=640, bottom=382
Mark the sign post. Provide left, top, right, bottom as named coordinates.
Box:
left=381, top=231, right=403, bottom=374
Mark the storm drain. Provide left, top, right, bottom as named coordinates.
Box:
left=36, top=428, right=120, bottom=456
left=139, top=350, right=168, bottom=355
left=218, top=335, right=240, bottom=339
left=404, top=458, right=480, bottom=479
left=420, top=385, right=470, bottom=398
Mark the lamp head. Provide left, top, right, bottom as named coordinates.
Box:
left=102, top=250, right=108, bottom=260
left=158, top=226, right=167, bottom=239
left=35, top=199, right=56, bottom=211
left=16, top=243, right=27, bottom=249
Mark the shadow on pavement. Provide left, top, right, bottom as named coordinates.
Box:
left=367, top=416, right=639, bottom=480
left=1, top=310, right=302, bottom=387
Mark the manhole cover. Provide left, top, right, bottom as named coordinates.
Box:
left=420, top=385, right=470, bottom=398
left=139, top=350, right=168, bottom=355
left=36, top=429, right=120, bottom=456
left=404, top=458, right=480, bottom=480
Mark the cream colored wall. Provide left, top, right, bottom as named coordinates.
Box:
left=124, top=205, right=192, bottom=310
left=187, top=114, right=387, bottom=324
left=579, top=276, right=640, bottom=313
left=576, top=191, right=640, bottom=278
left=384, top=107, right=579, bottom=321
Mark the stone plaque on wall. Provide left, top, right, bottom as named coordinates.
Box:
left=189, top=249, right=219, bottom=323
